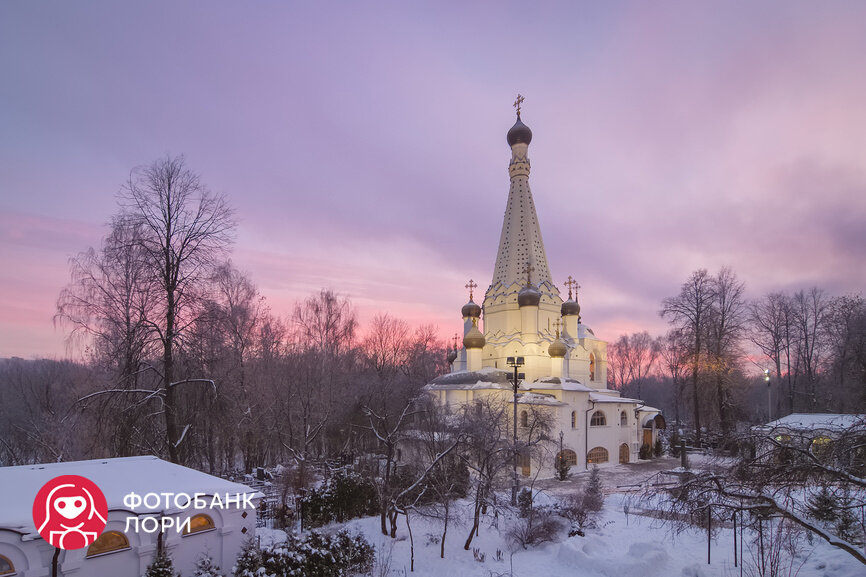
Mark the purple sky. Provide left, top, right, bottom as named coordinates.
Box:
left=2, top=2, right=865, bottom=359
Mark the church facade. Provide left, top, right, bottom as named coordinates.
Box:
left=426, top=101, right=662, bottom=478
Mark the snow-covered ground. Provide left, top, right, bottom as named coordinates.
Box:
left=258, top=459, right=865, bottom=577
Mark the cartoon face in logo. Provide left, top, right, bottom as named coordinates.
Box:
left=32, top=475, right=107, bottom=550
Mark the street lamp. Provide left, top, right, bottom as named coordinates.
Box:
left=507, top=356, right=525, bottom=506
left=764, top=369, right=772, bottom=422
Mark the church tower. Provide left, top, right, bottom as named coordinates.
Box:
left=454, top=96, right=607, bottom=386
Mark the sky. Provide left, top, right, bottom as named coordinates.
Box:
left=1, top=1, right=865, bottom=359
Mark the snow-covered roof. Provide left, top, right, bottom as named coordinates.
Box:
left=753, top=413, right=865, bottom=432
left=527, top=377, right=595, bottom=392
left=427, top=367, right=513, bottom=389
left=518, top=392, right=566, bottom=406
left=589, top=392, right=642, bottom=404
left=0, top=456, right=261, bottom=537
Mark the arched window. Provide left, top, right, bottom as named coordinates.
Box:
left=590, top=410, right=606, bottom=427
left=587, top=446, right=609, bottom=464
left=520, top=410, right=528, bottom=427
left=86, top=530, right=130, bottom=558
left=589, top=353, right=596, bottom=381
left=556, top=449, right=577, bottom=467
left=619, top=443, right=630, bottom=464
left=620, top=411, right=628, bottom=426
left=0, top=555, right=14, bottom=576
left=570, top=411, right=576, bottom=429
left=183, top=513, right=216, bottom=536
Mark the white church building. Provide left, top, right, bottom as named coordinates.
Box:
left=426, top=101, right=663, bottom=477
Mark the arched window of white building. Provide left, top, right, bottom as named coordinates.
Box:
left=587, top=446, right=609, bottom=464
left=620, top=411, right=627, bottom=426
left=86, top=531, right=130, bottom=558
left=589, top=353, right=596, bottom=381
left=0, top=555, right=15, bottom=576
left=570, top=411, right=576, bottom=428
left=590, top=411, right=606, bottom=426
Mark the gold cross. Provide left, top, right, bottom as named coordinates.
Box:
left=523, top=262, right=535, bottom=286
left=553, top=318, right=562, bottom=337
left=564, top=276, right=580, bottom=299
left=513, top=94, right=525, bottom=117
left=465, top=279, right=478, bottom=301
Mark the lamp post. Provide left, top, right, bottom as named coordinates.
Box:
left=764, top=369, right=772, bottom=422
left=507, top=356, right=525, bottom=506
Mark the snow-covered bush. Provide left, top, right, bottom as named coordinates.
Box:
left=242, top=529, right=374, bottom=577
left=558, top=494, right=597, bottom=537
left=506, top=509, right=563, bottom=549
left=192, top=553, right=225, bottom=577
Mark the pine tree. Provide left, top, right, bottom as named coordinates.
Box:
left=192, top=553, right=226, bottom=577
left=583, top=465, right=604, bottom=512
left=808, top=486, right=838, bottom=524
left=232, top=538, right=262, bottom=577
left=143, top=551, right=176, bottom=577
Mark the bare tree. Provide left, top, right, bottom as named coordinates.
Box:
left=790, top=288, right=831, bottom=410
left=705, top=267, right=747, bottom=434
left=661, top=269, right=714, bottom=443
left=119, top=155, right=236, bottom=463
left=56, top=217, right=161, bottom=456
left=750, top=292, right=795, bottom=415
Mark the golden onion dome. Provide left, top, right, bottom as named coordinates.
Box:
left=548, top=338, right=567, bottom=358
left=463, top=325, right=486, bottom=349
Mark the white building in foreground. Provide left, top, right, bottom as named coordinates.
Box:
left=0, top=456, right=260, bottom=577
left=426, top=103, right=663, bottom=478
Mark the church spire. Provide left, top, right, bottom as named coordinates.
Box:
left=489, top=96, right=553, bottom=293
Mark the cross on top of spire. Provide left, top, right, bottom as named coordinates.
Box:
left=465, top=279, right=478, bottom=301
left=513, top=94, right=525, bottom=118
left=553, top=317, right=562, bottom=337
left=523, top=262, right=535, bottom=286
left=564, top=276, right=580, bottom=299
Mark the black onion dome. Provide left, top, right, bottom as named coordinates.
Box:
left=461, top=299, right=482, bottom=318
left=518, top=285, right=541, bottom=307
left=561, top=298, right=581, bottom=317
left=507, top=116, right=533, bottom=146
left=446, top=347, right=458, bottom=364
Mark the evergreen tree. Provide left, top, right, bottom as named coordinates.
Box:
left=583, top=466, right=604, bottom=512
left=143, top=551, right=176, bottom=577
left=232, top=538, right=262, bottom=577
left=192, top=553, right=226, bottom=577
left=808, top=485, right=838, bottom=524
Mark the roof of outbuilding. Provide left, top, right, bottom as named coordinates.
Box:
left=0, top=455, right=260, bottom=537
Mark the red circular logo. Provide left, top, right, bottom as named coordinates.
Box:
left=32, top=475, right=108, bottom=549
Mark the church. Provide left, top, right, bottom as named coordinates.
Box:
left=426, top=98, right=663, bottom=478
